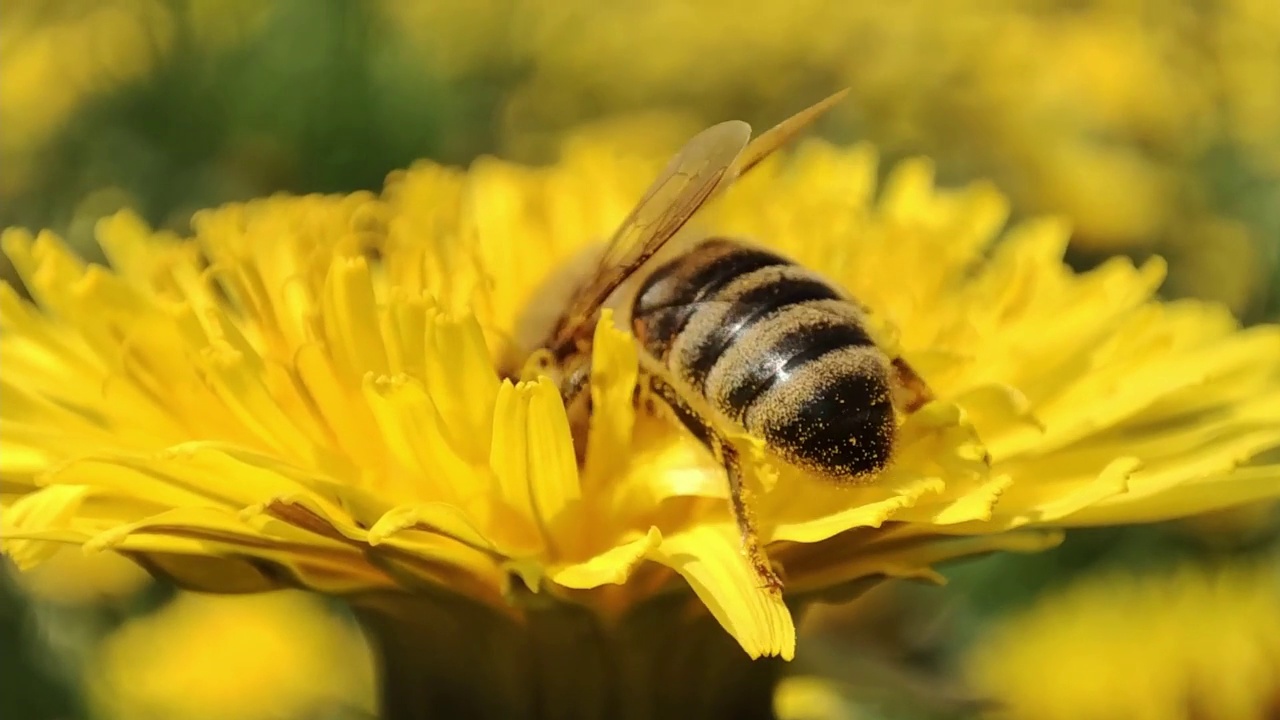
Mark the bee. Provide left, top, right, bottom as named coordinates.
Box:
left=528, top=89, right=934, bottom=594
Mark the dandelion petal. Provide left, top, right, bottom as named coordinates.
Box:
left=648, top=524, right=796, bottom=660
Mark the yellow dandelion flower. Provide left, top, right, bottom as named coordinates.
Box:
left=2, top=123, right=1279, bottom=718
left=88, top=590, right=376, bottom=720
left=964, top=559, right=1280, bottom=720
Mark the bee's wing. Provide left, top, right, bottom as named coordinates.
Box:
left=549, top=119, right=753, bottom=352
left=730, top=88, right=850, bottom=179
left=549, top=89, right=850, bottom=353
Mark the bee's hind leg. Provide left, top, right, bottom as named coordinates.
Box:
left=890, top=356, right=934, bottom=415
left=642, top=368, right=785, bottom=596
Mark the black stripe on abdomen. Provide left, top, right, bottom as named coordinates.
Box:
left=718, top=320, right=875, bottom=422
left=682, top=276, right=846, bottom=390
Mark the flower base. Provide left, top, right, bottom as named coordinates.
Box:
left=351, top=587, right=789, bottom=720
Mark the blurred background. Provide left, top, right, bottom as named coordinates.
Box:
left=1, top=1, right=1277, bottom=718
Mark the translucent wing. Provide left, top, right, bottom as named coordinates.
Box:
left=547, top=89, right=850, bottom=356
left=547, top=120, right=752, bottom=355
left=731, top=88, right=850, bottom=179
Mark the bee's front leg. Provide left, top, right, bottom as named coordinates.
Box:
left=557, top=352, right=593, bottom=465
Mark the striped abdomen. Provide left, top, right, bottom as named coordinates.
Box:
left=630, top=238, right=895, bottom=480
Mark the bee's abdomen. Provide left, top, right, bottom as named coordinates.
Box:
left=630, top=238, right=791, bottom=358
left=631, top=238, right=895, bottom=479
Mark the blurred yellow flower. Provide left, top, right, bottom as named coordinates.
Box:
left=388, top=0, right=1280, bottom=312
left=1, top=128, right=1278, bottom=716
left=9, top=546, right=150, bottom=605
left=478, top=0, right=1277, bottom=237
left=88, top=590, right=376, bottom=720
left=773, top=676, right=851, bottom=720
left=964, top=559, right=1280, bottom=720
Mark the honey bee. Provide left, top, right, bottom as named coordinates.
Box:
left=527, top=90, right=934, bottom=594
